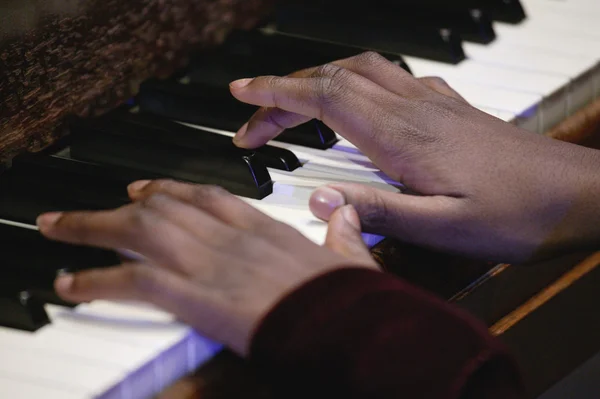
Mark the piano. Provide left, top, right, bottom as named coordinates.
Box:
left=0, top=0, right=599, bottom=398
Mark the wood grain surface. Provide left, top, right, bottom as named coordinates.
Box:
left=0, top=0, right=273, bottom=162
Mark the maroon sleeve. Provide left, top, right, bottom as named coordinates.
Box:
left=249, top=268, right=524, bottom=399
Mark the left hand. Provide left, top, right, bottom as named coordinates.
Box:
left=37, top=180, right=377, bottom=356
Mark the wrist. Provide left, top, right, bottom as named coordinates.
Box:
left=538, top=142, right=600, bottom=257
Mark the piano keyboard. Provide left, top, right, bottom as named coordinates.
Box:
left=1, top=0, right=598, bottom=397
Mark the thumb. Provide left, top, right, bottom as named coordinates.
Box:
left=325, top=205, right=378, bottom=267
left=310, top=184, right=457, bottom=244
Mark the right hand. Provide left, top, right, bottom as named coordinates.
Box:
left=229, top=52, right=600, bottom=263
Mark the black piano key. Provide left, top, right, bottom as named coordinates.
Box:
left=459, top=8, right=496, bottom=43
left=372, top=0, right=526, bottom=24
left=360, top=1, right=496, bottom=44
left=138, top=79, right=338, bottom=150
left=0, top=221, right=120, bottom=273
left=272, top=4, right=465, bottom=64
left=187, top=29, right=412, bottom=86
left=69, top=116, right=273, bottom=199
left=105, top=110, right=301, bottom=172
left=0, top=222, right=120, bottom=308
left=0, top=154, right=148, bottom=224
left=1, top=278, right=76, bottom=308
left=484, top=0, right=526, bottom=23
left=0, top=290, right=50, bottom=331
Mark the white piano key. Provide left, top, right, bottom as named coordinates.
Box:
left=520, top=1, right=600, bottom=38
left=530, top=0, right=600, bottom=11
left=495, top=110, right=520, bottom=123
left=0, top=325, right=154, bottom=371
left=463, top=41, right=595, bottom=80
left=263, top=183, right=313, bottom=207
left=332, top=137, right=358, bottom=151
left=242, top=198, right=385, bottom=247
left=49, top=302, right=219, bottom=397
left=478, top=107, right=518, bottom=123
left=405, top=56, right=566, bottom=131
left=493, top=23, right=600, bottom=58
left=0, top=344, right=125, bottom=396
left=268, top=179, right=398, bottom=209
left=0, top=375, right=81, bottom=399
left=496, top=2, right=600, bottom=99
left=405, top=56, right=568, bottom=96
left=269, top=169, right=399, bottom=192
left=464, top=42, right=597, bottom=114
left=430, top=79, right=542, bottom=131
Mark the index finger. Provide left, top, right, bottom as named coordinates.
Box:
left=37, top=203, right=199, bottom=272
left=229, top=65, right=405, bottom=155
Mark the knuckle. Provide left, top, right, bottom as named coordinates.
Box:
left=145, top=179, right=178, bottom=193
left=262, top=75, right=281, bottom=89
left=190, top=184, right=231, bottom=204
left=313, top=64, right=353, bottom=117
left=353, top=51, right=387, bottom=67
left=264, top=218, right=299, bottom=239
left=313, top=63, right=350, bottom=87
left=140, top=192, right=171, bottom=211
left=265, top=109, right=288, bottom=130
left=214, top=227, right=248, bottom=251
left=123, top=264, right=159, bottom=297
left=60, top=214, right=93, bottom=244
left=128, top=201, right=159, bottom=231
left=358, top=192, right=392, bottom=230
left=311, top=63, right=338, bottom=79
left=421, top=76, right=449, bottom=88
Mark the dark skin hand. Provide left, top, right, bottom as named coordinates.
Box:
left=229, top=51, right=600, bottom=263
left=36, top=51, right=600, bottom=358
left=37, top=180, right=377, bottom=356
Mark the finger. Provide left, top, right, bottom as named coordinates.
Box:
left=234, top=106, right=312, bottom=147
left=418, top=76, right=467, bottom=102
left=236, top=60, right=464, bottom=149
left=325, top=205, right=378, bottom=268
left=127, top=180, right=290, bottom=239
left=309, top=184, right=461, bottom=246
left=37, top=203, right=200, bottom=270
left=230, top=53, right=419, bottom=149
left=54, top=264, right=225, bottom=341
left=229, top=66, right=403, bottom=151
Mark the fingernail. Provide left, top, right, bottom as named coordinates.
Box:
left=229, top=78, right=253, bottom=89
left=128, top=180, right=152, bottom=194
left=36, top=212, right=63, bottom=229
left=55, top=273, right=74, bottom=292
left=341, top=205, right=361, bottom=231
left=233, top=122, right=249, bottom=145
left=310, top=186, right=346, bottom=220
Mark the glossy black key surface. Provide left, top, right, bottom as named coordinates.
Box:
left=138, top=79, right=338, bottom=150
left=0, top=222, right=119, bottom=308
left=106, top=110, right=301, bottom=171
left=273, top=4, right=465, bottom=64
left=358, top=1, right=496, bottom=44
left=69, top=116, right=273, bottom=199
left=371, top=0, right=526, bottom=24
left=187, top=29, right=412, bottom=85
left=482, top=0, right=526, bottom=23
left=0, top=290, right=49, bottom=331
left=0, top=154, right=148, bottom=224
